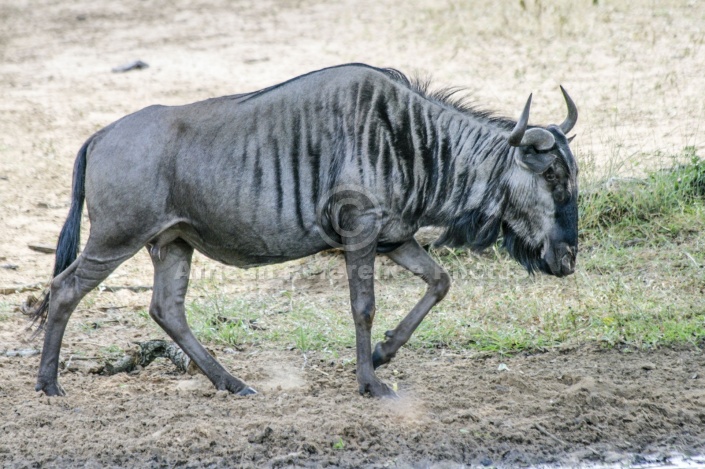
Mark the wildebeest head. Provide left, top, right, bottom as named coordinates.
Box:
left=502, top=87, right=579, bottom=277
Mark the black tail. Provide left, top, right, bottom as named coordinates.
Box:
left=26, top=138, right=91, bottom=332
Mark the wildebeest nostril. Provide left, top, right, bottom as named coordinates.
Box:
left=560, top=252, right=575, bottom=274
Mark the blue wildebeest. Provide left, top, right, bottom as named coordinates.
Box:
left=30, top=63, right=578, bottom=398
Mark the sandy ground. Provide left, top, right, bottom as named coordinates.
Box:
left=2, top=0, right=705, bottom=466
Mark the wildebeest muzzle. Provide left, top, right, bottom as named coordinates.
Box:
left=543, top=241, right=576, bottom=277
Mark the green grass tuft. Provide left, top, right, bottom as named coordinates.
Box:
left=580, top=150, right=705, bottom=242
left=185, top=292, right=268, bottom=347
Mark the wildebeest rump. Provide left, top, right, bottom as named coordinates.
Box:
left=30, top=63, right=579, bottom=397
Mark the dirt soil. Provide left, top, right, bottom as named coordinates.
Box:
left=2, top=0, right=705, bottom=467
left=1, top=340, right=705, bottom=468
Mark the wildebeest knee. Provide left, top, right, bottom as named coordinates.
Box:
left=49, top=277, right=77, bottom=310
left=431, top=271, right=451, bottom=300
left=149, top=304, right=167, bottom=324
left=49, top=278, right=62, bottom=296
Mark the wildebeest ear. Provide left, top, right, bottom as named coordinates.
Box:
left=567, top=134, right=576, bottom=144
left=515, top=151, right=556, bottom=174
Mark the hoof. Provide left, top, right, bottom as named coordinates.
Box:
left=237, top=386, right=257, bottom=396
left=36, top=381, right=65, bottom=397
left=372, top=342, right=394, bottom=370
left=218, top=378, right=257, bottom=396
left=359, top=380, right=397, bottom=399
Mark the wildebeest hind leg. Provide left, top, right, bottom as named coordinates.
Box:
left=36, top=244, right=135, bottom=396
left=148, top=238, right=256, bottom=395
left=372, top=239, right=451, bottom=369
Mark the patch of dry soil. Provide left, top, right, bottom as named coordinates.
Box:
left=2, top=320, right=705, bottom=467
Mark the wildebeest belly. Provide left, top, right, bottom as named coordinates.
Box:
left=154, top=217, right=333, bottom=269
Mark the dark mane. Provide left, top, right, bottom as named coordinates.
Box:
left=433, top=207, right=504, bottom=252
left=225, top=64, right=518, bottom=133
left=501, top=223, right=550, bottom=275
left=377, top=67, right=517, bottom=131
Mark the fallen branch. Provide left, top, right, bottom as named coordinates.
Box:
left=103, top=340, right=200, bottom=376
left=28, top=244, right=56, bottom=254
left=531, top=424, right=600, bottom=455
left=532, top=423, right=568, bottom=446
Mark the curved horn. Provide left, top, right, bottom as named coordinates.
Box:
left=559, top=85, right=578, bottom=134
left=509, top=94, right=556, bottom=150
left=508, top=94, right=532, bottom=146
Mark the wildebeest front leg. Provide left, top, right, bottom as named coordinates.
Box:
left=149, top=239, right=255, bottom=395
left=343, top=232, right=395, bottom=398
left=372, top=239, right=451, bottom=369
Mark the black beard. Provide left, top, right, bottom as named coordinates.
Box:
left=501, top=222, right=551, bottom=275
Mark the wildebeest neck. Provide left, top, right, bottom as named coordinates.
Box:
left=421, top=112, right=515, bottom=251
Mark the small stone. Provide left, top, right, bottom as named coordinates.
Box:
left=111, top=60, right=149, bottom=73
left=215, top=390, right=229, bottom=399
left=641, top=363, right=656, bottom=371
